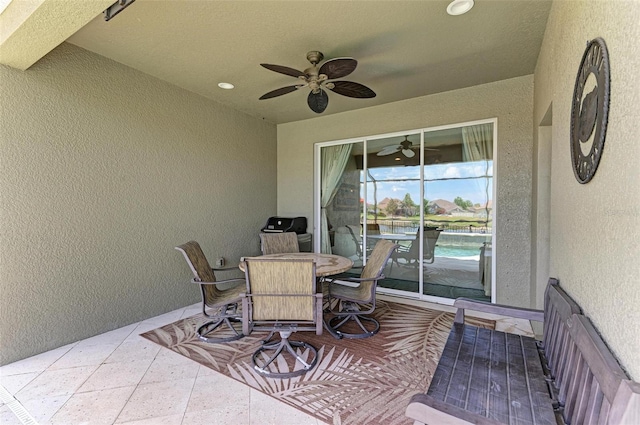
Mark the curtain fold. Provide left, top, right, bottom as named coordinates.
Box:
left=320, top=144, right=353, bottom=253
left=462, top=123, right=493, bottom=220
left=462, top=123, right=493, bottom=162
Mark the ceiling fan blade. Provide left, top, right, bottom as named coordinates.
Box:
left=328, top=81, right=376, bottom=98
left=308, top=89, right=329, bottom=113
left=402, top=149, right=416, bottom=158
left=377, top=145, right=401, bottom=156
left=259, top=85, right=300, bottom=100
left=318, top=58, right=357, bottom=79
left=260, top=63, right=306, bottom=78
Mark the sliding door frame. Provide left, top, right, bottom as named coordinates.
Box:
left=314, top=118, right=497, bottom=304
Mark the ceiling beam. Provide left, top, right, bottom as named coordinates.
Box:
left=0, top=0, right=113, bottom=70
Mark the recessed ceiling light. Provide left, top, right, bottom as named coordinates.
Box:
left=218, top=82, right=235, bottom=90
left=447, top=0, right=474, bottom=16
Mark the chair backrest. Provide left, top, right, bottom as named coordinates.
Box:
left=362, top=239, right=398, bottom=280
left=333, top=226, right=361, bottom=258
left=260, top=232, right=300, bottom=255
left=365, top=223, right=381, bottom=235
left=406, top=228, right=441, bottom=260
left=175, top=241, right=221, bottom=301
left=542, top=279, right=582, bottom=376
left=345, top=225, right=363, bottom=257
left=243, top=257, right=317, bottom=323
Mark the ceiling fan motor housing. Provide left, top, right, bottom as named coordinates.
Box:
left=306, top=51, right=324, bottom=64
left=259, top=50, right=376, bottom=113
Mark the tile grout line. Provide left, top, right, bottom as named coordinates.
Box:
left=0, top=384, right=39, bottom=425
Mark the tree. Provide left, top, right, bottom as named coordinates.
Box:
left=454, top=196, right=473, bottom=209
left=385, top=198, right=399, bottom=217
left=423, top=199, right=430, bottom=215
left=400, top=193, right=416, bottom=217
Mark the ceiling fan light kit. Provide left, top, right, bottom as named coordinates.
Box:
left=447, top=0, right=474, bottom=16
left=377, top=136, right=418, bottom=158
left=259, top=51, right=376, bottom=114
left=377, top=135, right=441, bottom=159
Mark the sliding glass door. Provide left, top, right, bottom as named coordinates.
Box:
left=315, top=120, right=495, bottom=303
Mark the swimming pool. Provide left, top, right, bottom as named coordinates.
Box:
left=435, top=245, right=481, bottom=258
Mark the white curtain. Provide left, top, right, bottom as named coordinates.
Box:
left=462, top=123, right=493, bottom=162
left=320, top=144, right=353, bottom=253
left=462, top=123, right=493, bottom=219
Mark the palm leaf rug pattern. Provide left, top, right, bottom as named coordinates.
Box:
left=141, top=301, right=494, bottom=425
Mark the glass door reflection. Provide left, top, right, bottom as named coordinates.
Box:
left=316, top=120, right=495, bottom=303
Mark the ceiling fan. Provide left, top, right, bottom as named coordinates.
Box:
left=258, top=51, right=376, bottom=114
left=376, top=136, right=439, bottom=158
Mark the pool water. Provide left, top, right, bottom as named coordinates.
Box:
left=435, top=245, right=480, bottom=258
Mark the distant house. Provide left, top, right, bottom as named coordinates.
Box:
left=469, top=201, right=493, bottom=218
left=378, top=197, right=402, bottom=215
left=428, top=199, right=464, bottom=215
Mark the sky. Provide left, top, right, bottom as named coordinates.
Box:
left=365, top=161, right=493, bottom=205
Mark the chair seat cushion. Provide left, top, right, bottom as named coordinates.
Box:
left=329, top=280, right=371, bottom=303
left=205, top=282, right=244, bottom=308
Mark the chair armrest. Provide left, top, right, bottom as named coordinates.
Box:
left=407, top=393, right=503, bottom=425
left=211, top=265, right=239, bottom=272
left=192, top=277, right=245, bottom=286
left=453, top=298, right=544, bottom=324
left=327, top=274, right=385, bottom=285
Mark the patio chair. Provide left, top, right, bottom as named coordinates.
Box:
left=332, top=225, right=363, bottom=263
left=392, top=227, right=442, bottom=268
left=364, top=223, right=381, bottom=255
left=259, top=232, right=299, bottom=255
left=241, top=257, right=323, bottom=378
left=324, top=239, right=398, bottom=339
left=175, top=241, right=244, bottom=343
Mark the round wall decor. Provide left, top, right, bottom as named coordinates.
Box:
left=570, top=37, right=610, bottom=184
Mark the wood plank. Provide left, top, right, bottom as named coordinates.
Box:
left=585, top=379, right=604, bottom=425
left=466, top=327, right=492, bottom=416
left=444, top=325, right=478, bottom=408
left=407, top=393, right=503, bottom=425
left=453, top=299, right=544, bottom=323
left=521, top=335, right=557, bottom=425
left=428, top=323, right=465, bottom=402
left=557, top=338, right=578, bottom=405
left=505, top=333, right=535, bottom=425
left=486, top=331, right=510, bottom=423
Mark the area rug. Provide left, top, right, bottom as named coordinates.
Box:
left=141, top=301, right=494, bottom=425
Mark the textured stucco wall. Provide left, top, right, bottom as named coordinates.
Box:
left=278, top=76, right=534, bottom=307
left=534, top=1, right=640, bottom=379
left=0, top=43, right=276, bottom=365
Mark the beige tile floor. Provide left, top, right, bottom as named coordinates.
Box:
left=0, top=299, right=534, bottom=425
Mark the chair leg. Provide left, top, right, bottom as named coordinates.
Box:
left=197, top=303, right=244, bottom=343
left=252, top=331, right=318, bottom=378
left=325, top=301, right=380, bottom=339
left=326, top=314, right=380, bottom=339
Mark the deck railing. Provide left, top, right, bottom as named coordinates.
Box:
left=367, top=219, right=491, bottom=235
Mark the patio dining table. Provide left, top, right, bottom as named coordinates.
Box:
left=367, top=233, right=415, bottom=242
left=238, top=252, right=353, bottom=277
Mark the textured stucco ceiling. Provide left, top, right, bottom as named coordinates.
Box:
left=7, top=0, right=552, bottom=124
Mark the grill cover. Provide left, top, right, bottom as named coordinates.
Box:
left=261, top=217, right=307, bottom=234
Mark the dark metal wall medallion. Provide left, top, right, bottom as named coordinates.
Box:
left=570, top=37, right=610, bottom=184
